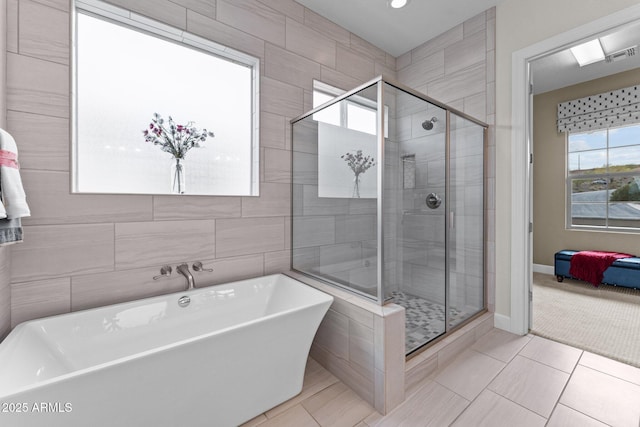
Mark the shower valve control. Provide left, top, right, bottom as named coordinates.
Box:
left=426, top=193, right=442, bottom=209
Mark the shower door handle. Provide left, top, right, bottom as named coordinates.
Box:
left=425, top=193, right=441, bottom=209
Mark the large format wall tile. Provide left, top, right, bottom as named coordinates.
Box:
left=6, top=53, right=69, bottom=118
left=265, top=43, right=321, bottom=89
left=194, top=254, right=265, bottom=286
left=315, top=308, right=350, bottom=359
left=262, top=77, right=304, bottom=117
left=30, top=0, right=68, bottom=12
left=6, top=0, right=18, bottom=53
left=153, top=196, right=241, bottom=220
left=463, top=12, right=487, bottom=37
left=0, top=17, right=496, bottom=424
left=72, top=266, right=186, bottom=311
left=444, top=31, right=486, bottom=75
left=319, top=66, right=363, bottom=93
left=217, top=0, right=285, bottom=47
left=303, top=9, right=350, bottom=47
left=427, top=62, right=487, bottom=105
left=169, top=0, right=215, bottom=18
left=11, top=224, right=115, bottom=282
left=186, top=10, right=265, bottom=60
left=293, top=216, right=335, bottom=249
left=22, top=170, right=153, bottom=225
left=115, top=220, right=215, bottom=269
left=0, top=248, right=10, bottom=339
left=264, top=147, right=292, bottom=183
left=10, top=277, right=70, bottom=326
left=216, top=217, right=285, bottom=258
left=349, top=319, right=375, bottom=378
left=104, top=0, right=187, bottom=29
left=336, top=44, right=376, bottom=82
left=258, top=0, right=304, bottom=22
left=398, top=51, right=445, bottom=89
left=411, top=24, right=464, bottom=63
left=241, top=182, right=291, bottom=217
left=261, top=112, right=287, bottom=150
left=7, top=111, right=69, bottom=171
left=264, top=250, right=291, bottom=274
left=285, top=17, right=337, bottom=68
left=19, top=0, right=69, bottom=65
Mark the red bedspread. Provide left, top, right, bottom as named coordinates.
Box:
left=569, top=250, right=633, bottom=286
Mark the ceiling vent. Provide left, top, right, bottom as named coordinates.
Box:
left=605, top=46, right=637, bottom=63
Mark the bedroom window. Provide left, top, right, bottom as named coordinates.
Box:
left=567, top=123, right=640, bottom=229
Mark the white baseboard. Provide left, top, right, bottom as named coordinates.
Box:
left=493, top=313, right=511, bottom=332
left=533, top=264, right=554, bottom=275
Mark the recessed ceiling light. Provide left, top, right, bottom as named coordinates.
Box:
left=389, top=0, right=408, bottom=9
left=570, top=39, right=605, bottom=67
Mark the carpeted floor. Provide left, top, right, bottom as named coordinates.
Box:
left=532, top=272, right=640, bottom=368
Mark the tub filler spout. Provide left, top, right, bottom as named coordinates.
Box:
left=176, top=263, right=196, bottom=290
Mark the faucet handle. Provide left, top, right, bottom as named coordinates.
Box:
left=192, top=261, right=213, bottom=272
left=153, top=265, right=172, bottom=280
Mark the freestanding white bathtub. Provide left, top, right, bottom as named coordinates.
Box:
left=0, top=273, right=332, bottom=427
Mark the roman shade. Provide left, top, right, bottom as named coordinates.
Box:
left=557, top=84, right=640, bottom=133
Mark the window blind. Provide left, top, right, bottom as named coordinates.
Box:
left=557, top=84, right=640, bottom=133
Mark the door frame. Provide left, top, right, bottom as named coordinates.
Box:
left=509, top=3, right=640, bottom=335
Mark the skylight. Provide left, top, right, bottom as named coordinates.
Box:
left=570, top=39, right=605, bottom=67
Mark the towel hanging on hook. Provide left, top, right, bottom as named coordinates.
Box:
left=0, top=128, right=30, bottom=245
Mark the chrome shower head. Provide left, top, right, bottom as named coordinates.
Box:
left=422, top=116, right=437, bottom=131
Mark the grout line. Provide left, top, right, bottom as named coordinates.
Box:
left=539, top=344, right=584, bottom=426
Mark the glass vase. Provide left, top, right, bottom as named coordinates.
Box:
left=171, top=158, right=186, bottom=194
left=352, top=174, right=361, bottom=198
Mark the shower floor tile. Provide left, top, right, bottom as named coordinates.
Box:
left=391, top=291, right=466, bottom=354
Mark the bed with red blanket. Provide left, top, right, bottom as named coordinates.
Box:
left=554, top=250, right=640, bottom=289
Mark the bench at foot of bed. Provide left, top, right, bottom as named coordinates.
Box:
left=554, top=250, right=640, bottom=290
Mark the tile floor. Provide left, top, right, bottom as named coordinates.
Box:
left=390, top=291, right=467, bottom=354
left=241, top=328, right=640, bottom=427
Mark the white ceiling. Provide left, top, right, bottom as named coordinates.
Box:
left=294, top=0, right=503, bottom=57
left=295, top=0, right=640, bottom=94
left=531, top=19, right=640, bottom=94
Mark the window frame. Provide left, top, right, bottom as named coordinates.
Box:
left=72, top=0, right=260, bottom=196
left=566, top=124, right=640, bottom=231
left=312, top=80, right=388, bottom=138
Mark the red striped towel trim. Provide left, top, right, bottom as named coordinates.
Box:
left=0, top=150, right=18, bottom=169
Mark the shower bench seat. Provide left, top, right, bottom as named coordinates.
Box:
left=554, top=249, right=640, bottom=290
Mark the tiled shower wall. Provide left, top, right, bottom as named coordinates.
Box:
left=396, top=8, right=497, bottom=312
left=0, top=0, right=11, bottom=340
left=3, top=0, right=396, bottom=326
left=2, top=0, right=495, bottom=330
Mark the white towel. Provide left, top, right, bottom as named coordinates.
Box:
left=0, top=128, right=30, bottom=219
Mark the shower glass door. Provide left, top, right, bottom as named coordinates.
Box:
left=384, top=84, right=448, bottom=354
left=449, top=113, right=485, bottom=328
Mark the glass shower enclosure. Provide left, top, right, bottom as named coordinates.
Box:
left=291, top=76, right=487, bottom=355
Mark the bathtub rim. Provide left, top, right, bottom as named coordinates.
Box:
left=0, top=273, right=333, bottom=399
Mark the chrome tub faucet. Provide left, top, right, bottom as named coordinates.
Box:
left=176, top=263, right=196, bottom=290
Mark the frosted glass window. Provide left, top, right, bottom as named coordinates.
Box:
left=312, top=82, right=388, bottom=138
left=73, top=2, right=259, bottom=195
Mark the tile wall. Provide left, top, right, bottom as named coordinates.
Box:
left=396, top=8, right=497, bottom=312
left=1, top=0, right=495, bottom=337
left=287, top=270, right=406, bottom=415
left=0, top=0, right=497, bottom=413
left=3, top=0, right=396, bottom=326
left=0, top=0, right=11, bottom=340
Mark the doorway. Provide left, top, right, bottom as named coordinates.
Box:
left=511, top=5, right=640, bottom=342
